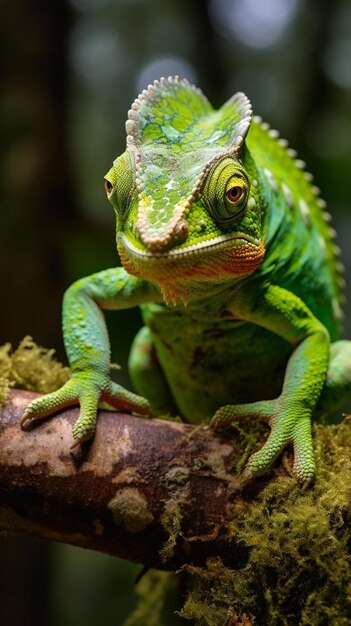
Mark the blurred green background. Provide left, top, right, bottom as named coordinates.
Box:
left=1, top=0, right=351, bottom=624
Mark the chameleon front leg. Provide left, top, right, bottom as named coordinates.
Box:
left=21, top=267, right=161, bottom=446
left=211, top=284, right=330, bottom=482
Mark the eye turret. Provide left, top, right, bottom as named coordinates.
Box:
left=103, top=151, right=135, bottom=219
left=203, top=157, right=250, bottom=224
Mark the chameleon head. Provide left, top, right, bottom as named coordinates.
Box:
left=104, top=77, right=265, bottom=305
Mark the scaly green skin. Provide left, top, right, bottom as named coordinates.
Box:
left=21, top=77, right=351, bottom=482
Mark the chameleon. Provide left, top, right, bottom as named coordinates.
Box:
left=21, top=76, right=351, bottom=482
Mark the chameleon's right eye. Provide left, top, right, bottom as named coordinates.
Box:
left=104, top=151, right=135, bottom=220
left=104, top=179, right=113, bottom=195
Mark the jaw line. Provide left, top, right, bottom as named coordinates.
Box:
left=119, top=232, right=261, bottom=260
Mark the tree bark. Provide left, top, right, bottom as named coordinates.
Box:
left=0, top=389, right=268, bottom=569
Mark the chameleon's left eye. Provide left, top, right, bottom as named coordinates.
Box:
left=203, top=157, right=250, bottom=224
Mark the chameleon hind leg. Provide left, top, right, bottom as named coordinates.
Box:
left=315, top=340, right=351, bottom=419
left=129, top=326, right=177, bottom=415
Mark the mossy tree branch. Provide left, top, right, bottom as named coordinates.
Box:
left=2, top=389, right=351, bottom=623
left=0, top=389, right=268, bottom=568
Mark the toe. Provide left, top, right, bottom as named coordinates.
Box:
left=71, top=392, right=100, bottom=445
left=292, top=418, right=315, bottom=482
left=21, top=383, right=78, bottom=426
left=103, top=382, right=152, bottom=416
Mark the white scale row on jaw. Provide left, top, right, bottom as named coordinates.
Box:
left=121, top=231, right=261, bottom=259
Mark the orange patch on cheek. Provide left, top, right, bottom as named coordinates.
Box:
left=216, top=240, right=266, bottom=277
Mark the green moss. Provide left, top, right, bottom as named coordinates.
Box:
left=0, top=336, right=69, bottom=404
left=122, top=570, right=186, bottom=626
left=224, top=418, right=267, bottom=475
left=180, top=421, right=351, bottom=625
left=180, top=559, right=255, bottom=626
left=0, top=343, right=12, bottom=404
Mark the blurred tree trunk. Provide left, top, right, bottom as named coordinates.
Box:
left=303, top=1, right=335, bottom=117
left=0, top=1, right=75, bottom=624
left=186, top=0, right=228, bottom=105
left=0, top=0, right=76, bottom=356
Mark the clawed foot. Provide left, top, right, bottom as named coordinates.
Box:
left=210, top=398, right=315, bottom=483
left=21, top=375, right=152, bottom=448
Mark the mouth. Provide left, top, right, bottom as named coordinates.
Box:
left=118, top=231, right=265, bottom=305
left=119, top=231, right=261, bottom=260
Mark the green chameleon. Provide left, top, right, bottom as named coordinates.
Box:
left=21, top=76, right=351, bottom=482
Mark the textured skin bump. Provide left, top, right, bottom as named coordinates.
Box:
left=22, top=77, right=351, bottom=483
